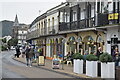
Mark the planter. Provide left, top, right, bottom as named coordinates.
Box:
left=73, top=59, right=83, bottom=74
left=86, top=61, right=98, bottom=77
left=101, top=62, right=115, bottom=78
left=115, top=66, right=120, bottom=80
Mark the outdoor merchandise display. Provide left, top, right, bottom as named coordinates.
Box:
left=52, top=58, right=60, bottom=69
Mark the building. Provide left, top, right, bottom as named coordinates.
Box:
left=27, top=0, right=120, bottom=59
left=17, top=25, right=29, bottom=45
left=45, top=2, right=68, bottom=59
left=27, top=2, right=68, bottom=59
left=27, top=13, right=47, bottom=56
left=12, top=15, right=19, bottom=39
left=12, top=15, right=29, bottom=46
left=58, top=1, right=120, bottom=55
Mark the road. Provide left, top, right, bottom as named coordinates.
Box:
left=1, top=50, right=73, bottom=79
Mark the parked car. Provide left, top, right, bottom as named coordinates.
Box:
left=11, top=46, right=16, bottom=50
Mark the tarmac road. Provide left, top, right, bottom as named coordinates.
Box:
left=1, top=50, right=73, bottom=79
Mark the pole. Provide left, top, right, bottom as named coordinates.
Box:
left=61, top=39, right=65, bottom=70
left=62, top=42, right=64, bottom=70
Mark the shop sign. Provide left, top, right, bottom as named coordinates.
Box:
left=108, top=13, right=119, bottom=20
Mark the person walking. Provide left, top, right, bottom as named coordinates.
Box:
left=34, top=46, right=38, bottom=60
left=113, top=47, right=120, bottom=66
left=16, top=46, right=20, bottom=58
left=21, top=46, right=26, bottom=58
left=25, top=46, right=34, bottom=67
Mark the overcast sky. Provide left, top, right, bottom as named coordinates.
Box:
left=0, top=0, right=66, bottom=24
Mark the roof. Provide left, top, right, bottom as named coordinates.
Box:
left=30, top=2, right=68, bottom=28
left=30, top=13, right=46, bottom=28
left=46, top=2, right=68, bottom=13
left=13, top=14, right=19, bottom=27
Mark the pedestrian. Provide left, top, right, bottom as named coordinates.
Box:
left=71, top=51, right=74, bottom=63
left=83, top=53, right=87, bottom=60
left=16, top=46, right=20, bottom=58
left=96, top=47, right=103, bottom=58
left=113, top=47, right=120, bottom=66
left=21, top=46, right=26, bottom=58
left=34, top=46, right=38, bottom=60
left=25, top=46, right=34, bottom=67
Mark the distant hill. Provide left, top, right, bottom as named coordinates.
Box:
left=0, top=20, right=26, bottom=37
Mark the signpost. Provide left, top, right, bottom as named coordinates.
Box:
left=61, top=38, right=66, bottom=70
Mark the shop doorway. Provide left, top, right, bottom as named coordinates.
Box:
left=83, top=36, right=95, bottom=54
left=111, top=37, right=118, bottom=55
left=68, top=36, right=76, bottom=53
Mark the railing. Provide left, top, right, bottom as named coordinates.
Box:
left=26, top=30, right=38, bottom=40
left=59, top=22, right=70, bottom=31
left=59, top=17, right=95, bottom=31
left=79, top=19, right=86, bottom=29
left=71, top=21, right=78, bottom=30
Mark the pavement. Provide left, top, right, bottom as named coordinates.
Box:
left=12, top=53, right=102, bottom=80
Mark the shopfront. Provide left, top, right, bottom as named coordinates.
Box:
left=106, top=27, right=120, bottom=55
left=78, top=31, right=105, bottom=55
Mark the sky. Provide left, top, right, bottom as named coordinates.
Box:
left=0, top=0, right=66, bottom=24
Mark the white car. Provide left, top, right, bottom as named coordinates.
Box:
left=11, top=46, right=16, bottom=50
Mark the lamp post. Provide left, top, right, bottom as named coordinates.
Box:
left=61, top=38, right=66, bottom=70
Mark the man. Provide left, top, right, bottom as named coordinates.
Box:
left=16, top=46, right=20, bottom=58
left=96, top=47, right=103, bottom=58
left=25, top=46, right=33, bottom=67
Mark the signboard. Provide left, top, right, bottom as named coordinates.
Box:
left=108, top=13, right=119, bottom=20
left=38, top=56, right=45, bottom=65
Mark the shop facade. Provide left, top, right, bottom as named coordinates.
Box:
left=61, top=31, right=105, bottom=56
left=106, top=27, right=120, bottom=55
left=46, top=35, right=64, bottom=59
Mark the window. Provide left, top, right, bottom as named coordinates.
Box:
left=48, top=19, right=50, bottom=33
left=18, top=31, right=22, bottom=34
left=67, top=14, right=70, bottom=22
left=24, top=31, right=27, bottom=34
left=81, top=9, right=85, bottom=20
left=65, top=13, right=69, bottom=22
left=48, top=19, right=50, bottom=27
left=91, top=9, right=94, bottom=17
left=73, top=12, right=77, bottom=21
left=18, top=36, right=20, bottom=39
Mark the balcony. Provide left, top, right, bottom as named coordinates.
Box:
left=26, top=30, right=38, bottom=40
left=59, top=17, right=94, bottom=31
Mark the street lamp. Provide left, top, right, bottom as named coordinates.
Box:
left=61, top=38, right=66, bottom=70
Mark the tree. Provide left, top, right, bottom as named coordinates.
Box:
left=2, top=38, right=6, bottom=43
left=7, top=38, right=18, bottom=46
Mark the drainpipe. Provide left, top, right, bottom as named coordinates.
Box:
left=95, top=0, right=98, bottom=26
